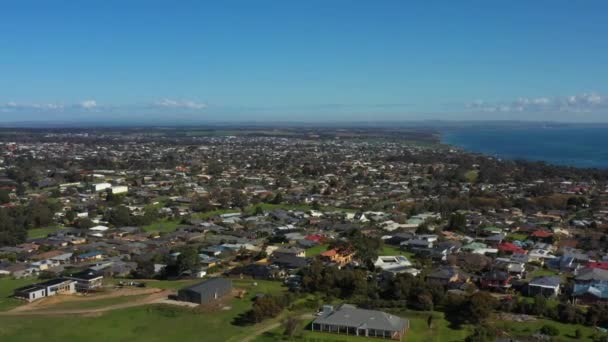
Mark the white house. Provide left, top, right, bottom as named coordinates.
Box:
left=93, top=183, right=112, bottom=192
left=111, top=186, right=128, bottom=194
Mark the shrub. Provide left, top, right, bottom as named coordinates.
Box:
left=539, top=324, right=559, bottom=336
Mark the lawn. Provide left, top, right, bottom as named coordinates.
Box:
left=379, top=245, right=415, bottom=260
left=36, top=294, right=150, bottom=311
left=27, top=226, right=65, bottom=239
left=528, top=267, right=560, bottom=279
left=0, top=277, right=38, bottom=311
left=495, top=318, right=601, bottom=341
left=507, top=232, right=529, bottom=241
left=464, top=170, right=479, bottom=183
left=254, top=310, right=471, bottom=342
left=305, top=244, right=329, bottom=257
left=0, top=279, right=287, bottom=342
left=142, top=219, right=182, bottom=233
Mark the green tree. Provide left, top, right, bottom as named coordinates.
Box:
left=176, top=246, right=200, bottom=274
left=0, top=190, right=11, bottom=204
left=108, top=206, right=131, bottom=226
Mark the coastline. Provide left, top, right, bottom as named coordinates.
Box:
left=439, top=127, right=608, bottom=170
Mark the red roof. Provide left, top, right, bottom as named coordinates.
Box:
left=586, top=262, right=608, bottom=270
left=498, top=242, right=526, bottom=254
left=531, top=230, right=553, bottom=238
left=305, top=234, right=324, bottom=242
left=320, top=249, right=337, bottom=257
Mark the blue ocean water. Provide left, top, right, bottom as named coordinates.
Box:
left=441, top=127, right=608, bottom=169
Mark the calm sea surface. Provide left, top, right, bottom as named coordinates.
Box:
left=441, top=127, right=608, bottom=169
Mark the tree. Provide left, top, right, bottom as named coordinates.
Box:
left=176, top=246, right=200, bottom=274
left=107, top=206, right=131, bottom=227
left=271, top=192, right=284, bottom=204
left=283, top=316, right=299, bottom=337
left=447, top=212, right=466, bottom=231
left=74, top=217, right=94, bottom=229
left=253, top=205, right=264, bottom=216
left=466, top=292, right=496, bottom=324
left=539, top=324, right=559, bottom=336
left=65, top=210, right=76, bottom=223
left=0, top=190, right=11, bottom=204
left=465, top=325, right=496, bottom=342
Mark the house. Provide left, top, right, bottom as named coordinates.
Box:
left=374, top=255, right=418, bottom=277
left=74, top=251, right=104, bottom=262
left=0, top=262, right=32, bottom=278
left=527, top=276, right=561, bottom=297
left=320, top=248, right=354, bottom=267
left=226, top=264, right=285, bottom=280
left=573, top=268, right=608, bottom=304
left=480, top=270, right=513, bottom=291
left=426, top=266, right=469, bottom=286
left=272, top=246, right=305, bottom=258
left=493, top=257, right=526, bottom=278
left=431, top=241, right=461, bottom=261
left=311, top=304, right=409, bottom=340
left=65, top=270, right=104, bottom=292
left=270, top=254, right=308, bottom=270
left=13, top=278, right=76, bottom=302
left=177, top=277, right=232, bottom=305
left=497, top=242, right=526, bottom=255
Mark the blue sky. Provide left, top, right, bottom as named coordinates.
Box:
left=1, top=0, right=607, bottom=123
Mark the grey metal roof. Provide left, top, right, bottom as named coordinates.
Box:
left=181, top=277, right=232, bottom=294
left=529, top=275, right=561, bottom=288
left=313, top=304, right=408, bottom=332
left=576, top=268, right=608, bottom=282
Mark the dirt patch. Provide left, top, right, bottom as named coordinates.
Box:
left=1, top=289, right=174, bottom=316
left=11, top=287, right=163, bottom=312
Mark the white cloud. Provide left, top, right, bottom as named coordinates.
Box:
left=467, top=92, right=607, bottom=113
left=155, top=98, right=207, bottom=110
left=0, top=102, right=64, bottom=111
left=80, top=100, right=97, bottom=109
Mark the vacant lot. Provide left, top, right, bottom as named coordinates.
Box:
left=0, top=279, right=286, bottom=342
left=0, top=278, right=39, bottom=311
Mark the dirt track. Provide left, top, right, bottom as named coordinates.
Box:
left=0, top=289, right=173, bottom=316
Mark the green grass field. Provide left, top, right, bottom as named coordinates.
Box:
left=27, top=226, right=65, bottom=239
left=507, top=232, right=529, bottom=241
left=255, top=310, right=471, bottom=342
left=0, top=277, right=38, bottom=311
left=495, top=318, right=600, bottom=341
left=0, top=279, right=286, bottom=342
left=464, top=170, right=479, bottom=183
left=37, top=294, right=150, bottom=311
left=305, top=244, right=329, bottom=257
left=379, top=245, right=416, bottom=261
left=142, top=219, right=182, bottom=233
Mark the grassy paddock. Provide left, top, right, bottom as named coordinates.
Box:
left=0, top=277, right=39, bottom=311
left=0, top=279, right=287, bottom=342
left=142, top=219, right=182, bottom=233
left=27, top=226, right=65, bottom=239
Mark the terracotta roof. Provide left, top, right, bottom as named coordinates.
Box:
left=531, top=230, right=553, bottom=238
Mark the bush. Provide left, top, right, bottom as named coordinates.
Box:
left=540, top=324, right=559, bottom=336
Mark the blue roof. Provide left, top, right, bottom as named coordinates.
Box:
left=574, top=283, right=608, bottom=299
left=78, top=251, right=103, bottom=258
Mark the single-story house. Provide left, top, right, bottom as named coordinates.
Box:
left=14, top=278, right=76, bottom=302
left=527, top=276, right=561, bottom=297
left=311, top=304, right=409, bottom=340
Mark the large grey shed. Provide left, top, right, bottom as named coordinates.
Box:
left=177, top=277, right=233, bottom=304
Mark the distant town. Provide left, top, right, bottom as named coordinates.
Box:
left=1, top=127, right=608, bottom=341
